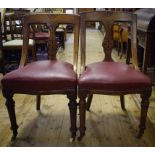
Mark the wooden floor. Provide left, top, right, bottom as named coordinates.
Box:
left=0, top=29, right=155, bottom=146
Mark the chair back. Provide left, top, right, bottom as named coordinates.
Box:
left=20, top=13, right=80, bottom=72
left=80, top=11, right=138, bottom=72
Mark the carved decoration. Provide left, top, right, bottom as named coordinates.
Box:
left=102, top=21, right=114, bottom=61
left=47, top=23, right=58, bottom=60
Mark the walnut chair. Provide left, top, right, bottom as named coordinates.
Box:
left=1, top=13, right=80, bottom=141
left=78, top=11, right=152, bottom=140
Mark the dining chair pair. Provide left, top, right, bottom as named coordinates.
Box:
left=1, top=12, right=152, bottom=142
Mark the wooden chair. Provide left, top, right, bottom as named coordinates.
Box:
left=2, top=12, right=36, bottom=72
left=1, top=13, right=80, bottom=141
left=78, top=11, right=152, bottom=140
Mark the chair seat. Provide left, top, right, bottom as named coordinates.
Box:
left=79, top=62, right=152, bottom=91
left=2, top=60, right=77, bottom=93
left=3, top=39, right=34, bottom=47
left=35, top=32, right=49, bottom=40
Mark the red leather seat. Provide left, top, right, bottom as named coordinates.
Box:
left=35, top=32, right=49, bottom=40
left=79, top=62, right=152, bottom=91
left=2, top=60, right=77, bottom=92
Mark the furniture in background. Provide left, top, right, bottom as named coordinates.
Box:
left=32, top=9, right=66, bottom=53
left=113, top=24, right=121, bottom=54
left=2, top=12, right=35, bottom=73
left=78, top=11, right=152, bottom=140
left=127, top=8, right=155, bottom=73
left=118, top=24, right=129, bottom=59
left=1, top=13, right=80, bottom=141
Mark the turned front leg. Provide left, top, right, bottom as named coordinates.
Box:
left=78, top=93, right=87, bottom=141
left=67, top=92, right=78, bottom=140
left=3, top=91, right=18, bottom=141
left=137, top=91, right=151, bottom=138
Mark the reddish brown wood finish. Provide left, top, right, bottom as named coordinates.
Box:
left=20, top=13, right=79, bottom=72
left=78, top=11, right=152, bottom=141
left=2, top=13, right=80, bottom=141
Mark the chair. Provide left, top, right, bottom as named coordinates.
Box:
left=2, top=12, right=36, bottom=72
left=78, top=11, right=152, bottom=140
left=113, top=23, right=121, bottom=54
left=1, top=13, right=80, bottom=141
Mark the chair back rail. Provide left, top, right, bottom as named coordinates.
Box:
left=20, top=13, right=80, bottom=72
left=80, top=11, right=138, bottom=73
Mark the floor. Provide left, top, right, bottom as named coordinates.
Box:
left=0, top=29, right=155, bottom=146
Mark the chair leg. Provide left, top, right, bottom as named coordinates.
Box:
left=120, top=42, right=123, bottom=59
left=137, top=91, right=151, bottom=138
left=125, top=41, right=128, bottom=60
left=78, top=93, right=87, bottom=141
left=31, top=45, right=37, bottom=61
left=119, top=40, right=123, bottom=56
left=117, top=41, right=120, bottom=56
left=86, top=94, right=93, bottom=111
left=120, top=95, right=126, bottom=111
left=3, top=90, right=18, bottom=141
left=126, top=39, right=131, bottom=64
left=67, top=92, right=78, bottom=141
left=36, top=95, right=41, bottom=111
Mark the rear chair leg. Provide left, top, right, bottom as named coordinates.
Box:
left=86, top=94, right=93, bottom=111
left=3, top=91, right=18, bottom=141
left=36, top=95, right=41, bottom=111
left=78, top=93, right=87, bottom=141
left=32, top=45, right=37, bottom=61
left=67, top=92, right=78, bottom=141
left=120, top=95, right=126, bottom=111
left=137, top=91, right=151, bottom=138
